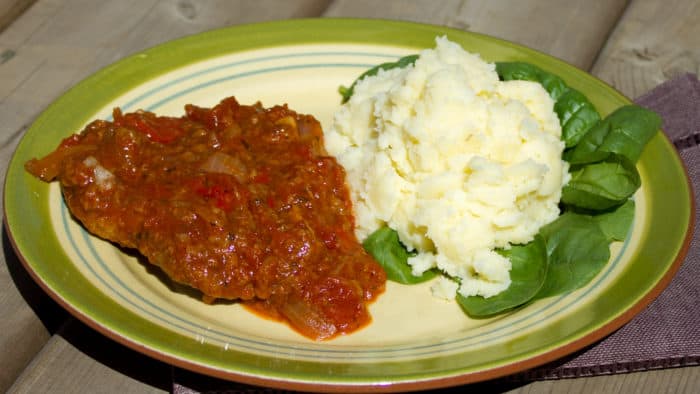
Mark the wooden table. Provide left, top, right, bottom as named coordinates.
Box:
left=1, top=1, right=698, bottom=392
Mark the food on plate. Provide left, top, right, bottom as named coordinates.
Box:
left=326, top=36, right=570, bottom=299
left=25, top=97, right=386, bottom=340
left=331, top=37, right=660, bottom=316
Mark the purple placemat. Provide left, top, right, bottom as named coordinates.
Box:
left=173, top=74, right=700, bottom=393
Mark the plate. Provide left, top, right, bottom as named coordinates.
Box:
left=4, top=19, right=693, bottom=392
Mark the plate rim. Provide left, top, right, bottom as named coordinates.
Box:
left=3, top=18, right=695, bottom=392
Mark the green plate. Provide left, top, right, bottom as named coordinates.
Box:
left=3, top=19, right=693, bottom=392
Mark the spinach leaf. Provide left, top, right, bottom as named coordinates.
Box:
left=339, top=54, right=419, bottom=104
left=561, top=153, right=641, bottom=211
left=534, top=212, right=610, bottom=299
left=362, top=226, right=436, bottom=284
left=555, top=89, right=601, bottom=148
left=456, top=235, right=548, bottom=317
left=495, top=61, right=569, bottom=100
left=594, top=199, right=636, bottom=242
left=564, top=105, right=662, bottom=165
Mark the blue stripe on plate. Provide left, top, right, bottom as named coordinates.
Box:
left=120, top=51, right=394, bottom=113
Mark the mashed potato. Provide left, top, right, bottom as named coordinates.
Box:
left=325, top=37, right=569, bottom=299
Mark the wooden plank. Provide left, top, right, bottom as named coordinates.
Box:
left=0, top=0, right=331, bottom=141
left=0, top=236, right=65, bottom=393
left=0, top=7, right=60, bottom=388
left=323, top=0, right=627, bottom=70
left=7, top=319, right=169, bottom=394
left=0, top=0, right=34, bottom=32
left=591, top=0, right=700, bottom=98
left=0, top=0, right=330, bottom=127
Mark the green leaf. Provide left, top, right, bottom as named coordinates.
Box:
left=594, top=199, right=636, bottom=242
left=495, top=61, right=542, bottom=81
left=555, top=89, right=601, bottom=148
left=564, top=105, right=661, bottom=165
left=561, top=154, right=641, bottom=211
left=456, top=235, right=548, bottom=317
left=537, top=71, right=570, bottom=102
left=534, top=212, right=610, bottom=299
left=362, top=226, right=436, bottom=284
left=339, top=54, right=419, bottom=103
left=495, top=62, right=569, bottom=100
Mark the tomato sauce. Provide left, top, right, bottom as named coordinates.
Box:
left=25, top=97, right=386, bottom=340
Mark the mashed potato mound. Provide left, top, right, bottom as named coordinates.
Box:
left=325, top=37, right=569, bottom=298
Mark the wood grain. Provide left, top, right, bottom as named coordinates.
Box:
left=0, top=0, right=34, bottom=32
left=0, top=2, right=64, bottom=386
left=7, top=319, right=169, bottom=394
left=323, top=0, right=627, bottom=70
left=592, top=0, right=700, bottom=98
left=0, top=229, right=66, bottom=392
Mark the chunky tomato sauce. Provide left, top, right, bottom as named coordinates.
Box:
left=26, top=97, right=386, bottom=340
